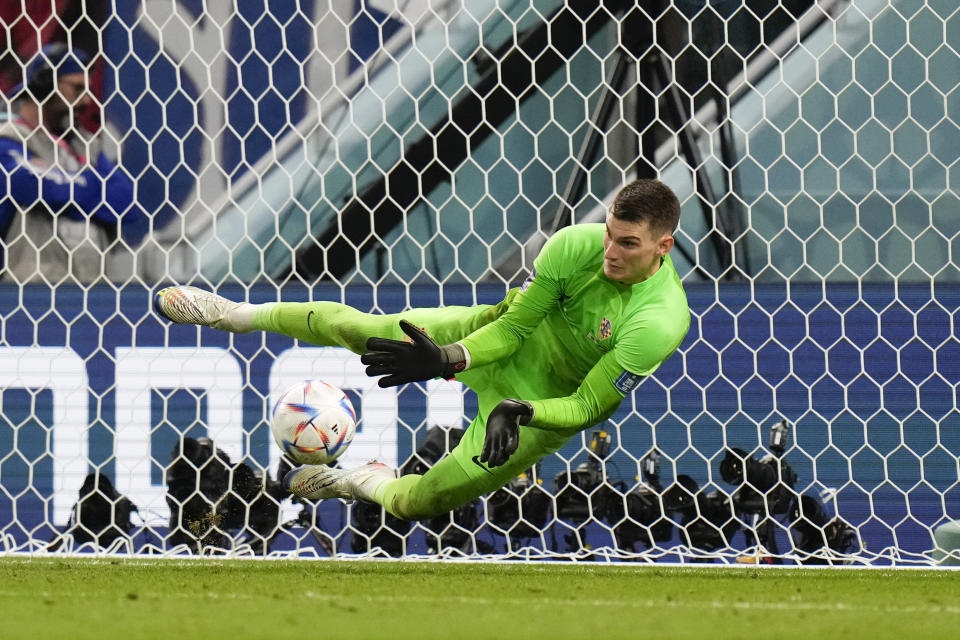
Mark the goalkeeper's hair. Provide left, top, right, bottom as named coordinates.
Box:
left=611, top=179, right=681, bottom=236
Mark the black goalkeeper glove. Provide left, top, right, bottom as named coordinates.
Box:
left=361, top=319, right=468, bottom=388
left=480, top=399, right=534, bottom=468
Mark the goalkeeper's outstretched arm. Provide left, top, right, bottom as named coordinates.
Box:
left=524, top=350, right=629, bottom=433
left=362, top=268, right=562, bottom=387
left=478, top=351, right=633, bottom=467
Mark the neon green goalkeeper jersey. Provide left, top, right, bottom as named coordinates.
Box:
left=455, top=223, right=690, bottom=438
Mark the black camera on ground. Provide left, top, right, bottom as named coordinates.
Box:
left=663, top=476, right=740, bottom=554
left=606, top=450, right=738, bottom=555
left=486, top=465, right=551, bottom=546
left=165, top=437, right=232, bottom=551
left=600, top=450, right=670, bottom=551
left=415, top=427, right=493, bottom=555
left=719, top=421, right=797, bottom=516
left=218, top=462, right=287, bottom=555
left=718, top=420, right=858, bottom=562
left=165, top=436, right=286, bottom=554
left=348, top=497, right=413, bottom=557
left=553, top=430, right=612, bottom=522
left=49, top=472, right=138, bottom=550
left=540, top=419, right=860, bottom=562
left=552, top=430, right=618, bottom=551
left=604, top=485, right=673, bottom=551
left=789, top=494, right=858, bottom=564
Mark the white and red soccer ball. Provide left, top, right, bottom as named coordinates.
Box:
left=270, top=379, right=357, bottom=465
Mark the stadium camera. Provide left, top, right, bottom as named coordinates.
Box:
left=165, top=436, right=233, bottom=551
left=553, top=430, right=611, bottom=520
left=347, top=425, right=459, bottom=556
left=218, top=464, right=287, bottom=555
left=718, top=420, right=860, bottom=563
left=553, top=431, right=610, bottom=538
left=351, top=426, right=464, bottom=556
left=487, top=465, right=551, bottom=546
left=657, top=473, right=739, bottom=555
left=606, top=485, right=674, bottom=550
left=602, top=450, right=674, bottom=552
left=48, top=471, right=137, bottom=551
left=275, top=456, right=337, bottom=556
left=716, top=421, right=799, bottom=560
left=552, top=430, right=614, bottom=552
left=602, top=449, right=738, bottom=555
left=719, top=420, right=798, bottom=516
left=349, top=499, right=412, bottom=557
left=165, top=436, right=287, bottom=554
left=678, top=487, right=739, bottom=554
left=414, top=427, right=493, bottom=555
left=789, top=494, right=858, bottom=565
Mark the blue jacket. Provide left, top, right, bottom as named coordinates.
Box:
left=0, top=120, right=149, bottom=273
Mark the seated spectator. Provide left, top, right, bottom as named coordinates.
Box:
left=0, top=42, right=148, bottom=284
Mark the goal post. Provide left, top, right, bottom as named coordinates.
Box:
left=1, top=1, right=959, bottom=565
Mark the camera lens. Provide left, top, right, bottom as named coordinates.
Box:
left=719, top=448, right=747, bottom=484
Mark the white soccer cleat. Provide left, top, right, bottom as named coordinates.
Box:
left=154, top=285, right=249, bottom=332
left=282, top=462, right=396, bottom=503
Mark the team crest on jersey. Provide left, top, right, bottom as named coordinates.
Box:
left=587, top=317, right=613, bottom=352
left=598, top=317, right=612, bottom=340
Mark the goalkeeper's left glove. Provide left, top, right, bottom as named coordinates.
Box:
left=362, top=319, right=468, bottom=387
left=480, top=399, right=534, bottom=468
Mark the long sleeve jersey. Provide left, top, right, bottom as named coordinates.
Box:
left=456, top=223, right=691, bottom=437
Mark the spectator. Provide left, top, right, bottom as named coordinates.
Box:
left=0, top=42, right=148, bottom=284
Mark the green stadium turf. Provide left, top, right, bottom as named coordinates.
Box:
left=1, top=558, right=958, bottom=639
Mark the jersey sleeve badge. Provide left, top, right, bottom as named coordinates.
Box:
left=614, top=369, right=643, bottom=394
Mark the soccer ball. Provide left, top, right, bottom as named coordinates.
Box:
left=270, top=379, right=357, bottom=465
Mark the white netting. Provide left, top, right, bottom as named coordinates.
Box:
left=1, top=0, right=958, bottom=565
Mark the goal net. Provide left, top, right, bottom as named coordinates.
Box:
left=1, top=0, right=958, bottom=565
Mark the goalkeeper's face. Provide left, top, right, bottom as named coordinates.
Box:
left=602, top=215, right=674, bottom=284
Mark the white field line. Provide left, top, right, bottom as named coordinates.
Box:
left=3, top=553, right=959, bottom=573
left=2, top=589, right=959, bottom=616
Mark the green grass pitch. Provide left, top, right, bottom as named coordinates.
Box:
left=1, top=558, right=958, bottom=639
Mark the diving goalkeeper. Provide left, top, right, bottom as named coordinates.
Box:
left=154, top=179, right=690, bottom=520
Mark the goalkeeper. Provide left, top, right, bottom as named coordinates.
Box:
left=155, top=179, right=690, bottom=520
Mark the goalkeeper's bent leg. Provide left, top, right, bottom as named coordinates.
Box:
left=371, top=455, right=485, bottom=520
left=251, top=292, right=517, bottom=354
left=285, top=455, right=507, bottom=519
left=370, top=412, right=565, bottom=520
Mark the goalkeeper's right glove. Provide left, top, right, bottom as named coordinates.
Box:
left=480, top=398, right=534, bottom=468
left=362, top=319, right=468, bottom=387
